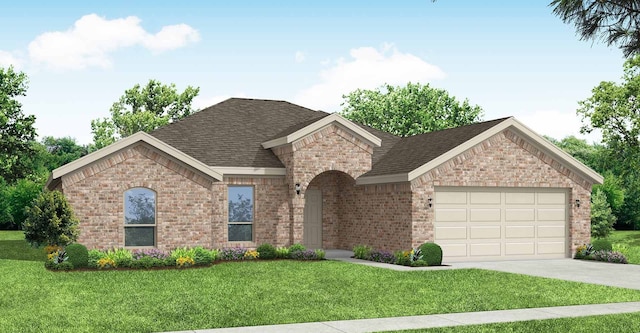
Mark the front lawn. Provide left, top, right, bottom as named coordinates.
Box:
left=0, top=230, right=45, bottom=261
left=383, top=311, right=640, bottom=332
left=607, top=230, right=640, bottom=264
left=2, top=259, right=640, bottom=333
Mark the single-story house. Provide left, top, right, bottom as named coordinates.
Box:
left=46, top=98, right=602, bottom=262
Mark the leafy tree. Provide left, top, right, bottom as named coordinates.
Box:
left=550, top=0, right=640, bottom=58
left=578, top=56, right=640, bottom=228
left=544, top=135, right=609, bottom=173
left=590, top=188, right=616, bottom=238
left=593, top=171, right=625, bottom=215
left=23, top=190, right=79, bottom=247
left=341, top=82, right=483, bottom=137
left=1, top=178, right=43, bottom=230
left=90, top=79, right=200, bottom=151
left=41, top=136, right=88, bottom=170
left=0, top=66, right=37, bottom=183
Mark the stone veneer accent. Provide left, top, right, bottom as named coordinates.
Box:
left=410, top=130, right=592, bottom=255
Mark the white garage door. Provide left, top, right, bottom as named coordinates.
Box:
left=434, top=187, right=568, bottom=262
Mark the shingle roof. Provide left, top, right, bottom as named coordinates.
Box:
left=362, top=117, right=510, bottom=177
left=151, top=98, right=328, bottom=168
left=151, top=97, right=508, bottom=177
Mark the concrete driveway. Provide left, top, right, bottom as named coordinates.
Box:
left=454, top=259, right=640, bottom=290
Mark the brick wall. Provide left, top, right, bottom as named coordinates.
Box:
left=410, top=130, right=593, bottom=254
left=62, top=144, right=214, bottom=251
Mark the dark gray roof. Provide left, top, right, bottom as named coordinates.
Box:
left=362, top=117, right=510, bottom=177
left=151, top=98, right=328, bottom=168
left=151, top=97, right=508, bottom=177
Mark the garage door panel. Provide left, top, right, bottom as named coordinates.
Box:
left=470, top=192, right=501, bottom=204
left=505, top=208, right=534, bottom=221
left=506, top=192, right=535, bottom=204
left=538, top=225, right=565, bottom=238
left=538, top=242, right=565, bottom=254
left=435, top=209, right=467, bottom=222
left=441, top=244, right=467, bottom=257
left=470, top=208, right=500, bottom=222
left=506, top=225, right=535, bottom=238
left=435, top=188, right=568, bottom=262
left=538, top=192, right=566, bottom=204
left=435, top=226, right=467, bottom=240
left=436, top=192, right=466, bottom=204
left=470, top=226, right=500, bottom=239
left=538, top=208, right=565, bottom=221
left=506, top=242, right=535, bottom=255
left=470, top=243, right=501, bottom=256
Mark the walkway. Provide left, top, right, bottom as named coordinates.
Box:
left=166, top=302, right=640, bottom=333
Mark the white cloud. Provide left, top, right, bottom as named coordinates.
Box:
left=193, top=93, right=247, bottom=110
left=28, top=14, right=200, bottom=70
left=517, top=109, right=602, bottom=143
left=295, top=51, right=305, bottom=63
left=0, top=50, right=22, bottom=68
left=294, top=44, right=446, bottom=112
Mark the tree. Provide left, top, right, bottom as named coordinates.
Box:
left=23, top=190, right=79, bottom=247
left=578, top=56, right=640, bottom=229
left=0, top=66, right=37, bottom=183
left=544, top=135, right=608, bottom=173
left=40, top=136, right=88, bottom=170
left=341, top=82, right=483, bottom=136
left=90, top=79, right=200, bottom=150
left=550, top=0, right=640, bottom=57
left=590, top=189, right=616, bottom=238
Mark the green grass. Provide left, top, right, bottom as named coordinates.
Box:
left=2, top=259, right=640, bottom=333
left=383, top=312, right=640, bottom=332
left=606, top=230, right=640, bottom=264
left=0, top=230, right=46, bottom=261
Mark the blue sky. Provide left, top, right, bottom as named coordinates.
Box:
left=0, top=1, right=624, bottom=144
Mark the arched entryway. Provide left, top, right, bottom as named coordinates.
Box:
left=303, top=171, right=356, bottom=249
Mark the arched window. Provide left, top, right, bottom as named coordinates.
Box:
left=124, top=188, right=156, bottom=247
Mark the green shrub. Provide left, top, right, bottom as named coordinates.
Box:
left=394, top=250, right=411, bottom=266
left=105, top=248, right=133, bottom=267
left=419, top=242, right=443, bottom=266
left=411, top=259, right=428, bottom=267
left=353, top=244, right=372, bottom=260
left=257, top=243, right=277, bottom=259
left=65, top=243, right=88, bottom=268
left=289, top=243, right=306, bottom=252
left=210, top=249, right=220, bottom=261
left=591, top=238, right=613, bottom=252
left=574, top=244, right=594, bottom=259
left=23, top=190, right=79, bottom=247
left=192, top=246, right=214, bottom=266
left=88, top=249, right=105, bottom=268
left=45, top=260, right=74, bottom=270
left=275, top=247, right=290, bottom=259
left=314, top=249, right=326, bottom=260
left=591, top=189, right=616, bottom=238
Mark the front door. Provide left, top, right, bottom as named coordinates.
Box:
left=303, top=189, right=322, bottom=249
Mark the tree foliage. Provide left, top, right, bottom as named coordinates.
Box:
left=578, top=56, right=640, bottom=229
left=550, top=0, right=640, bottom=58
left=341, top=82, right=483, bottom=137
left=23, top=190, right=79, bottom=247
left=590, top=188, right=616, bottom=238
left=90, top=79, right=200, bottom=151
left=0, top=66, right=37, bottom=183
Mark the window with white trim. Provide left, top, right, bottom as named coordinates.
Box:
left=124, top=188, right=156, bottom=247
left=228, top=186, right=254, bottom=241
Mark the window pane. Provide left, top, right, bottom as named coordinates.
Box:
left=125, top=227, right=155, bottom=246
left=228, top=186, right=253, bottom=222
left=228, top=224, right=252, bottom=242
left=125, top=188, right=156, bottom=225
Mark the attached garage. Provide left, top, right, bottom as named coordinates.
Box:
left=434, top=187, right=568, bottom=262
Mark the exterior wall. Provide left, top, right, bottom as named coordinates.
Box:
left=61, top=144, right=214, bottom=251
left=410, top=130, right=593, bottom=255
left=273, top=124, right=375, bottom=245
left=214, top=177, right=290, bottom=249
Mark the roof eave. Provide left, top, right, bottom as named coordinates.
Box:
left=48, top=132, right=223, bottom=188
left=262, top=113, right=382, bottom=149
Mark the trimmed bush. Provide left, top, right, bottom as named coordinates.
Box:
left=275, top=247, right=290, bottom=259
left=257, top=243, right=277, bottom=259
left=591, top=239, right=613, bottom=252
left=419, top=242, right=443, bottom=266
left=289, top=243, right=306, bottom=252
left=353, top=244, right=372, bottom=260
left=65, top=243, right=88, bottom=268
left=193, top=246, right=214, bottom=266
left=23, top=190, right=79, bottom=247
